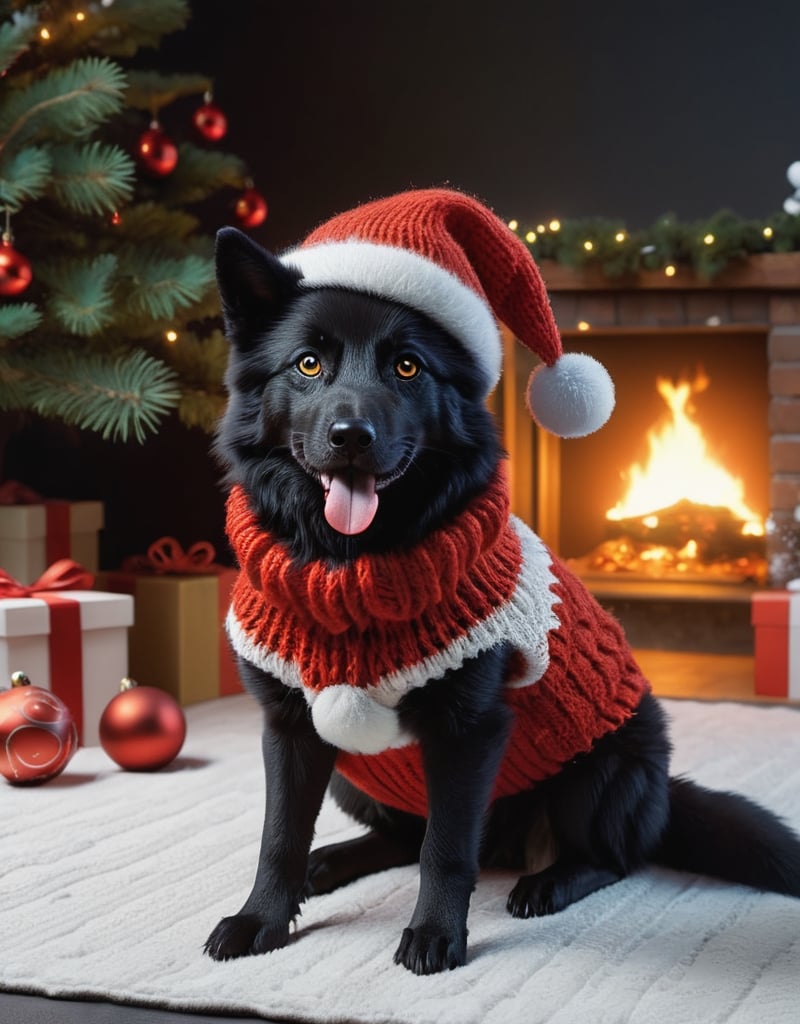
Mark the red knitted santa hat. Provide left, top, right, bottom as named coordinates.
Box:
left=281, top=188, right=614, bottom=438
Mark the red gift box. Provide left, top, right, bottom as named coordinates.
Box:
left=751, top=590, right=800, bottom=699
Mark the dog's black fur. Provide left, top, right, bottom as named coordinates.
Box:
left=205, top=226, right=800, bottom=975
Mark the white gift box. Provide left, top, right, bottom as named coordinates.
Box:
left=0, top=501, right=104, bottom=585
left=0, top=590, right=134, bottom=746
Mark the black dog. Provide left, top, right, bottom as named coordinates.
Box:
left=205, top=222, right=800, bottom=976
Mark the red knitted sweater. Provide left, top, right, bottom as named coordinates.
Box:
left=226, top=472, right=649, bottom=817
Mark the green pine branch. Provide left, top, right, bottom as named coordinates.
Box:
left=110, top=201, right=200, bottom=242
left=0, top=9, right=38, bottom=75
left=49, top=140, right=136, bottom=214
left=117, top=251, right=216, bottom=321
left=155, top=143, right=249, bottom=204
left=0, top=347, right=181, bottom=442
left=0, top=301, right=42, bottom=340
left=0, top=56, right=128, bottom=154
left=36, top=253, right=118, bottom=336
left=125, top=69, right=212, bottom=111
left=87, top=0, right=191, bottom=59
left=0, top=144, right=51, bottom=208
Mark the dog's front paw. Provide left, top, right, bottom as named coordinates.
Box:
left=393, top=925, right=467, bottom=974
left=204, top=913, right=290, bottom=961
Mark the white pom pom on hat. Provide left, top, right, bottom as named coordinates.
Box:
left=281, top=188, right=615, bottom=438
left=527, top=352, right=615, bottom=438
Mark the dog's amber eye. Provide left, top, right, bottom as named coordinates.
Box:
left=297, top=353, right=322, bottom=378
left=395, top=357, right=420, bottom=380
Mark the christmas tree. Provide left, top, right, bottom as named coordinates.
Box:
left=0, top=0, right=264, bottom=443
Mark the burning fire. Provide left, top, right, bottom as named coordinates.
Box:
left=571, top=368, right=768, bottom=582
left=606, top=369, right=764, bottom=538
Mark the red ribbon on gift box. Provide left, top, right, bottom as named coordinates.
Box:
left=122, top=536, right=216, bottom=575
left=0, top=559, right=94, bottom=743
left=0, top=480, right=42, bottom=505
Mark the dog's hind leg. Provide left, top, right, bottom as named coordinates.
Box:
left=308, top=832, right=421, bottom=894
left=308, top=772, right=426, bottom=893
left=506, top=690, right=671, bottom=919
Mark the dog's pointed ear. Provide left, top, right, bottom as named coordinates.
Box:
left=215, top=227, right=301, bottom=336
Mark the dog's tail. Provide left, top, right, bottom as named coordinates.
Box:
left=656, top=777, right=800, bottom=897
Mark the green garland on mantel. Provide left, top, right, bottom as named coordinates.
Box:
left=511, top=209, right=800, bottom=278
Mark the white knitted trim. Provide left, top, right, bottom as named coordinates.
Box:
left=225, top=516, right=560, bottom=722
left=280, top=240, right=502, bottom=392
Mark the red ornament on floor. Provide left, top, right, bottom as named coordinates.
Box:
left=0, top=239, right=32, bottom=296
left=0, top=672, right=78, bottom=784
left=235, top=187, right=268, bottom=228
left=193, top=100, right=228, bottom=141
left=137, top=124, right=178, bottom=177
left=100, top=678, right=186, bottom=771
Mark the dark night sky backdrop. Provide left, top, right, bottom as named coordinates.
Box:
left=166, top=0, right=800, bottom=251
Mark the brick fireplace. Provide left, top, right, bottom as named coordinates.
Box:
left=496, top=252, right=800, bottom=653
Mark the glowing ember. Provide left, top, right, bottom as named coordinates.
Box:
left=606, top=369, right=764, bottom=538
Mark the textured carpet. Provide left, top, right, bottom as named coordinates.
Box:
left=1, top=694, right=799, bottom=1024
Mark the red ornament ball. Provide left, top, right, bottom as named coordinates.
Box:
left=137, top=126, right=178, bottom=177
left=193, top=101, right=228, bottom=141
left=235, top=187, right=268, bottom=228
left=0, top=673, right=78, bottom=785
left=0, top=240, right=32, bottom=296
left=100, top=679, right=186, bottom=771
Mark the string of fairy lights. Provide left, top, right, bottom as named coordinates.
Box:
left=505, top=214, right=787, bottom=281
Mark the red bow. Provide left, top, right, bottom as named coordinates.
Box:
left=122, top=537, right=216, bottom=575
left=0, top=480, right=42, bottom=505
left=0, top=559, right=94, bottom=598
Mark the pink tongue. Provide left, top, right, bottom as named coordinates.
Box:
left=323, top=471, right=379, bottom=535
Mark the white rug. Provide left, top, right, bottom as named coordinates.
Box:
left=1, top=694, right=799, bottom=1024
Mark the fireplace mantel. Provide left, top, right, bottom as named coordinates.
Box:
left=539, top=251, right=800, bottom=294
left=499, top=252, right=800, bottom=586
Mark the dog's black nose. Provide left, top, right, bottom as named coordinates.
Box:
left=328, top=418, right=376, bottom=455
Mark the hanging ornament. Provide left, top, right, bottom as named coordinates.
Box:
left=0, top=213, right=32, bottom=296
left=137, top=120, right=178, bottom=177
left=99, top=678, right=186, bottom=771
left=235, top=185, right=268, bottom=228
left=0, top=672, right=78, bottom=785
left=193, top=91, right=228, bottom=142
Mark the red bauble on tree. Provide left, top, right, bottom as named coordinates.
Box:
left=137, top=122, right=178, bottom=177
left=235, top=186, right=268, bottom=228
left=193, top=94, right=228, bottom=142
left=100, top=679, right=186, bottom=771
left=0, top=237, right=32, bottom=296
left=0, top=672, right=78, bottom=785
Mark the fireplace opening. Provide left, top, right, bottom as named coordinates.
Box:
left=556, top=331, right=769, bottom=586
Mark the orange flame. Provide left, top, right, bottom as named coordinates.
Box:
left=606, top=370, right=764, bottom=537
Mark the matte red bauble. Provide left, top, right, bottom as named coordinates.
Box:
left=137, top=126, right=178, bottom=177
left=193, top=101, right=228, bottom=141
left=0, top=672, right=78, bottom=785
left=0, top=240, right=32, bottom=296
left=234, top=187, right=268, bottom=228
left=100, top=679, right=186, bottom=771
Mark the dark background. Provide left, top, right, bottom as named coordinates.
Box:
left=166, top=0, right=800, bottom=249
left=6, top=0, right=800, bottom=565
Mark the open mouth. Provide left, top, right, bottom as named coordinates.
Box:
left=292, top=440, right=415, bottom=536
